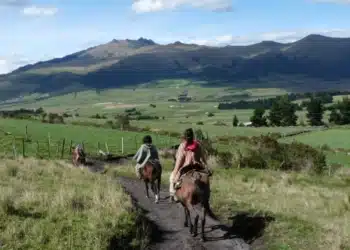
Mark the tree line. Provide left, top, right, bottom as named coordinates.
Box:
left=219, top=90, right=350, bottom=110
left=231, top=95, right=350, bottom=127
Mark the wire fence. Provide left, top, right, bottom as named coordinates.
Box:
left=0, top=133, right=179, bottom=160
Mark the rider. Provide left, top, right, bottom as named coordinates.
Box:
left=169, top=128, right=209, bottom=202
left=133, top=135, right=160, bottom=180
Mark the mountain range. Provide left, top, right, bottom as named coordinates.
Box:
left=1, top=34, right=350, bottom=100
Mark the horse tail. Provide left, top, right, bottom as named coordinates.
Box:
left=204, top=201, right=219, bottom=221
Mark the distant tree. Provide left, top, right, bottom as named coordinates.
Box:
left=338, top=97, right=350, bottom=124
left=35, top=107, right=44, bottom=114
left=232, top=115, right=239, bottom=127
left=41, top=113, right=47, bottom=122
left=329, top=97, right=350, bottom=125
left=115, top=114, right=130, bottom=130
left=269, top=95, right=297, bottom=126
left=329, top=109, right=342, bottom=124
left=194, top=129, right=205, bottom=141
left=250, top=108, right=268, bottom=127
left=306, top=98, right=324, bottom=126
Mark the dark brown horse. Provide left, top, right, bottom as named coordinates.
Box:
left=141, top=160, right=162, bottom=204
left=174, top=165, right=216, bottom=242
left=71, top=144, right=86, bottom=167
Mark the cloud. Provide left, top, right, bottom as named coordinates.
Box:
left=131, top=0, right=232, bottom=13
left=0, top=0, right=29, bottom=7
left=22, top=6, right=58, bottom=16
left=187, top=29, right=350, bottom=46
left=0, top=0, right=58, bottom=16
left=0, top=54, right=33, bottom=74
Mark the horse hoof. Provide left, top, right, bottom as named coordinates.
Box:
left=200, top=238, right=206, bottom=242
left=146, top=196, right=150, bottom=199
left=184, top=223, right=188, bottom=227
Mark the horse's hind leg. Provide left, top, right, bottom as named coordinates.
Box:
left=184, top=205, right=193, bottom=234
left=188, top=204, right=198, bottom=237
left=183, top=205, right=189, bottom=227
left=200, top=204, right=207, bottom=242
left=144, top=181, right=150, bottom=199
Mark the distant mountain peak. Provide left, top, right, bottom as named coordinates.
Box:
left=110, top=37, right=156, bottom=46
left=300, top=34, right=330, bottom=42
left=137, top=37, right=156, bottom=45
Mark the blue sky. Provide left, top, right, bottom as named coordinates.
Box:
left=1, top=0, right=350, bottom=73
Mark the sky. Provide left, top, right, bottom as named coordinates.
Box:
left=1, top=0, right=350, bottom=74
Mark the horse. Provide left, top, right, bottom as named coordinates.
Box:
left=71, top=144, right=86, bottom=167
left=174, top=164, right=216, bottom=242
left=141, top=160, right=162, bottom=204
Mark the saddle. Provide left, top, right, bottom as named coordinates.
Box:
left=174, top=163, right=210, bottom=189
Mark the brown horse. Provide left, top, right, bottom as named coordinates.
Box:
left=174, top=165, right=216, bottom=242
left=141, top=160, right=162, bottom=204
left=71, top=144, right=86, bottom=167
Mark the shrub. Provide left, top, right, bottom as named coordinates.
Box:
left=239, top=149, right=268, bottom=170
left=213, top=121, right=227, bottom=126
left=281, top=142, right=327, bottom=174
left=216, top=151, right=233, bottom=168
left=196, top=121, right=204, bottom=125
left=194, top=129, right=205, bottom=141
left=221, top=135, right=327, bottom=174
left=46, top=113, right=65, bottom=124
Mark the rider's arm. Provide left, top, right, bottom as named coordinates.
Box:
left=133, top=145, right=144, bottom=162
left=140, top=147, right=151, bottom=166
left=173, top=144, right=185, bottom=173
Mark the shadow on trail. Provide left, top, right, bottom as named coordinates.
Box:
left=207, top=212, right=275, bottom=244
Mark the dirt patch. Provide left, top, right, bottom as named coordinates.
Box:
left=93, top=102, right=143, bottom=109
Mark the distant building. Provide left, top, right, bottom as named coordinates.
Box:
left=239, top=122, right=253, bottom=127
left=177, top=91, right=192, bottom=102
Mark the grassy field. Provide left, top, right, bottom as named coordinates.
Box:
left=112, top=159, right=350, bottom=250
left=0, top=119, right=178, bottom=159
left=282, top=128, right=350, bottom=150
left=0, top=158, right=151, bottom=249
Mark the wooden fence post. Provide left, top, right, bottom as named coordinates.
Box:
left=22, top=138, right=25, bottom=157
left=25, top=125, right=28, bottom=141
left=134, top=135, right=137, bottom=151
left=69, top=140, right=73, bottom=155
left=36, top=141, right=40, bottom=157
left=12, top=139, right=17, bottom=158
left=56, top=141, right=60, bottom=157
left=105, top=142, right=109, bottom=154
left=121, top=137, right=124, bottom=154
left=61, top=138, right=66, bottom=159
left=47, top=133, right=51, bottom=158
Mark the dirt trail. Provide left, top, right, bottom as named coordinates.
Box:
left=118, top=177, right=251, bottom=250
